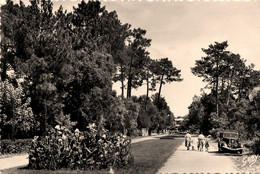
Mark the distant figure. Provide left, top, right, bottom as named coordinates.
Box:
left=190, top=138, right=196, bottom=150
left=185, top=131, right=192, bottom=150
left=184, top=132, right=188, bottom=147
left=205, top=135, right=210, bottom=152
left=198, top=133, right=205, bottom=152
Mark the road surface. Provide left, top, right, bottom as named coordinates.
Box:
left=156, top=138, right=240, bottom=174
left=0, top=154, right=29, bottom=170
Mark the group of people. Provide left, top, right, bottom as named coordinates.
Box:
left=184, top=131, right=210, bottom=152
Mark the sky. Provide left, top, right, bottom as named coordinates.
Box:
left=7, top=0, right=260, bottom=117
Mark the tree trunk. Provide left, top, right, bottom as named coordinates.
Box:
left=216, top=57, right=219, bottom=117
left=226, top=70, right=234, bottom=107
left=127, top=55, right=134, bottom=99
left=120, top=63, right=124, bottom=99
left=1, top=56, right=7, bottom=81
left=127, top=77, right=132, bottom=99
left=145, top=70, right=149, bottom=111
left=238, top=74, right=245, bottom=101
left=157, top=74, right=164, bottom=110
left=226, top=72, right=233, bottom=130
left=226, top=79, right=230, bottom=107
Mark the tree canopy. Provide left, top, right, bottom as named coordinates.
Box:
left=0, top=0, right=180, bottom=139
left=185, top=41, right=260, bottom=138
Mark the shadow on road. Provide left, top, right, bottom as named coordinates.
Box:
left=208, top=151, right=243, bottom=157
left=178, top=149, right=208, bottom=152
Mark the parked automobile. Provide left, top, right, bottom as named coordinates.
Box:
left=218, top=131, right=244, bottom=154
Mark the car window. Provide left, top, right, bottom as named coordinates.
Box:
left=223, top=132, right=238, bottom=139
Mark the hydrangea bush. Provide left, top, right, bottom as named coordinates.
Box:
left=28, top=124, right=133, bottom=170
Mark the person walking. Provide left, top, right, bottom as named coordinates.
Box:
left=185, top=132, right=188, bottom=147
left=190, top=137, right=196, bottom=150
left=185, top=131, right=192, bottom=150
left=205, top=135, right=211, bottom=152
left=198, top=133, right=205, bottom=152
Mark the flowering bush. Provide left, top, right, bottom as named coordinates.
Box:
left=28, top=124, right=133, bottom=170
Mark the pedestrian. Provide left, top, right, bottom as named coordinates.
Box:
left=190, top=138, right=195, bottom=150
left=205, top=135, right=210, bottom=152
left=185, top=131, right=192, bottom=150
left=198, top=133, right=205, bottom=152
left=184, top=131, right=188, bottom=147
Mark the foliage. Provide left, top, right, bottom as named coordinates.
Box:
left=0, top=0, right=178, bottom=142
left=152, top=58, right=183, bottom=106
left=125, top=28, right=151, bottom=99
left=123, top=99, right=139, bottom=136
left=103, top=94, right=126, bottom=133
left=0, top=80, right=39, bottom=139
left=2, top=138, right=184, bottom=174
left=133, top=95, right=158, bottom=130
left=1, top=138, right=32, bottom=154
left=112, top=27, right=152, bottom=99
left=191, top=41, right=229, bottom=88
left=152, top=93, right=175, bottom=131
left=0, top=0, right=134, bottom=137
left=133, top=94, right=175, bottom=133
left=28, top=124, right=132, bottom=170
left=251, top=139, right=260, bottom=155
left=187, top=41, right=260, bottom=139
left=183, top=95, right=204, bottom=132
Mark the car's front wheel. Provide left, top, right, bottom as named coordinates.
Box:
left=237, top=150, right=242, bottom=154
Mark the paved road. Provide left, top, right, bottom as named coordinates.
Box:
left=0, top=154, right=29, bottom=170
left=156, top=138, right=240, bottom=174
left=0, top=134, right=167, bottom=170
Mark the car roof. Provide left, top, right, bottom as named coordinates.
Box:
left=221, top=131, right=239, bottom=139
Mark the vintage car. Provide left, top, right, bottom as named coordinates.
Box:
left=218, top=131, right=244, bottom=154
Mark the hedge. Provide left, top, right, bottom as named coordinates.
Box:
left=1, top=138, right=32, bottom=154
left=28, top=124, right=133, bottom=170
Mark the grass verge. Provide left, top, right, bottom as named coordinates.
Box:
left=1, top=138, right=183, bottom=174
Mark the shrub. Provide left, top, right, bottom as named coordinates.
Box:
left=28, top=124, right=132, bottom=170
left=251, top=139, right=260, bottom=155
left=1, top=138, right=32, bottom=154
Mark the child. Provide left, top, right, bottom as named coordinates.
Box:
left=205, top=135, right=210, bottom=152
left=190, top=138, right=195, bottom=150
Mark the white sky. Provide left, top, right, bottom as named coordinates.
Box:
left=7, top=0, right=260, bottom=117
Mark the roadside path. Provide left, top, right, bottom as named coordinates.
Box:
left=0, top=134, right=166, bottom=170
left=156, top=138, right=239, bottom=174
left=0, top=154, right=29, bottom=170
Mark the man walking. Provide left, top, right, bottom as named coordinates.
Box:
left=185, top=131, right=192, bottom=150
left=198, top=133, right=205, bottom=151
